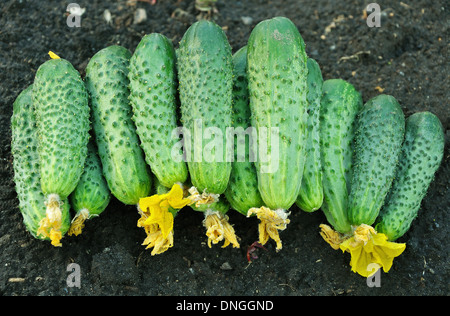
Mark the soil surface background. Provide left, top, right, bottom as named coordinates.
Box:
left=0, top=0, right=448, bottom=296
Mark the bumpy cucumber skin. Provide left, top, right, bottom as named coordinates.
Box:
left=348, top=94, right=405, bottom=226
left=320, top=79, right=362, bottom=234
left=375, top=112, right=444, bottom=241
left=177, top=20, right=233, bottom=195
left=296, top=58, right=324, bottom=212
left=86, top=45, right=152, bottom=205
left=11, top=85, right=70, bottom=240
left=247, top=16, right=308, bottom=210
left=70, top=141, right=111, bottom=216
left=32, top=58, right=90, bottom=199
left=224, top=46, right=264, bottom=216
left=129, top=33, right=188, bottom=188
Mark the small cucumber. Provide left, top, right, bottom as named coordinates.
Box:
left=296, top=58, right=324, bottom=212
left=348, top=94, right=405, bottom=226
left=69, top=141, right=111, bottom=236
left=375, top=112, right=444, bottom=241
left=11, top=85, right=71, bottom=245
left=128, top=33, right=188, bottom=188
left=86, top=45, right=152, bottom=205
left=177, top=20, right=233, bottom=196
left=320, top=79, right=362, bottom=234
left=224, top=46, right=264, bottom=215
left=247, top=16, right=308, bottom=211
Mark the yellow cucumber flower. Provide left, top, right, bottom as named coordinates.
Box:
left=320, top=223, right=406, bottom=277
left=247, top=206, right=290, bottom=251
left=137, top=183, right=191, bottom=255
left=37, top=194, right=63, bottom=247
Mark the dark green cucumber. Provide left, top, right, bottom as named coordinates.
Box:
left=296, top=58, right=324, bottom=212
left=32, top=58, right=90, bottom=201
left=320, top=79, right=362, bottom=234
left=224, top=46, right=264, bottom=215
left=70, top=141, right=111, bottom=220
left=128, top=33, right=188, bottom=188
left=375, top=112, right=444, bottom=241
left=86, top=45, right=152, bottom=205
left=11, top=85, right=71, bottom=241
left=348, top=94, right=405, bottom=226
left=177, top=20, right=233, bottom=196
left=247, top=16, right=308, bottom=211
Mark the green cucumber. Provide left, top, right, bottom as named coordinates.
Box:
left=247, top=16, right=308, bottom=211
left=320, top=79, right=362, bottom=234
left=296, top=58, right=324, bottom=212
left=128, top=33, right=188, bottom=188
left=11, top=85, right=71, bottom=244
left=348, top=94, right=405, bottom=226
left=177, top=20, right=233, bottom=196
left=224, top=46, right=264, bottom=215
left=86, top=45, right=152, bottom=205
left=375, top=112, right=444, bottom=241
left=69, top=141, right=111, bottom=236
left=33, top=58, right=90, bottom=200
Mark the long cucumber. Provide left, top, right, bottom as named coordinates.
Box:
left=32, top=56, right=90, bottom=245
left=11, top=85, right=71, bottom=246
left=319, top=79, right=362, bottom=234
left=375, top=112, right=445, bottom=241
left=348, top=94, right=405, bottom=226
left=86, top=45, right=152, bottom=205
left=296, top=58, right=324, bottom=212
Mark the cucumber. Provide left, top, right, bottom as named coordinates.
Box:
left=348, top=94, right=405, bottom=226
left=69, top=141, right=111, bottom=236
left=319, top=79, right=362, bottom=234
left=32, top=57, right=90, bottom=244
left=296, top=58, right=324, bottom=212
left=375, top=112, right=444, bottom=241
left=224, top=46, right=264, bottom=215
left=11, top=85, right=71, bottom=246
left=86, top=45, right=152, bottom=205
left=247, top=16, right=308, bottom=211
left=177, top=20, right=233, bottom=196
left=128, top=33, right=188, bottom=188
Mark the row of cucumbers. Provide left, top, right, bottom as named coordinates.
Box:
left=11, top=17, right=444, bottom=275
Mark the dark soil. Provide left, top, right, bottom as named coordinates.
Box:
left=0, top=0, right=448, bottom=296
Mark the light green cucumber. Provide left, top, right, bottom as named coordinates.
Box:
left=128, top=33, right=188, bottom=188
left=11, top=85, right=71, bottom=244
left=177, top=20, right=233, bottom=196
left=296, top=58, right=324, bottom=212
left=86, top=45, right=152, bottom=205
left=320, top=79, right=362, bottom=234
left=224, top=46, right=264, bottom=216
left=348, top=94, right=405, bottom=226
left=247, top=16, right=308, bottom=212
left=69, top=141, right=111, bottom=236
left=375, top=112, right=444, bottom=241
